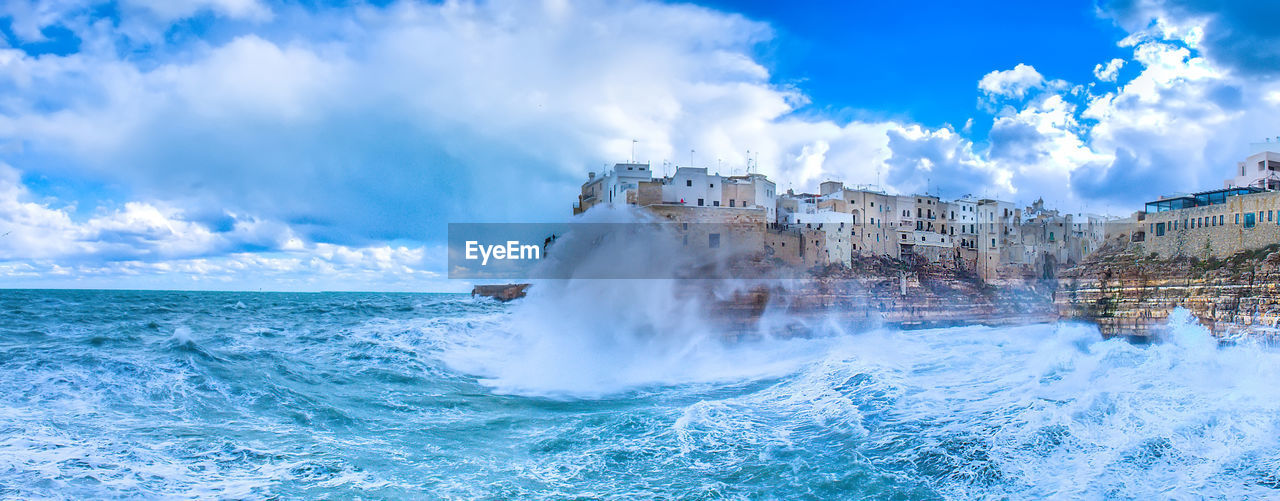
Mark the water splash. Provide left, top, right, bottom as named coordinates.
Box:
left=4, top=291, right=1280, bottom=499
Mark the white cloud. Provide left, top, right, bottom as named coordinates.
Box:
left=0, top=0, right=920, bottom=246
left=978, top=64, right=1046, bottom=99
left=1093, top=58, right=1126, bottom=82
left=122, top=0, right=272, bottom=22
left=0, top=0, right=272, bottom=44
left=0, top=161, right=444, bottom=290
left=1, top=0, right=1279, bottom=288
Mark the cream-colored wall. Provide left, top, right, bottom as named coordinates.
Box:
left=1139, top=190, right=1280, bottom=259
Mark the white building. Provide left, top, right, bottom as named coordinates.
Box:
left=1228, top=146, right=1280, bottom=191
left=723, top=173, right=778, bottom=222
left=574, top=162, right=654, bottom=214
left=664, top=167, right=723, bottom=208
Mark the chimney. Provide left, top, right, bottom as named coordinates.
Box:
left=588, top=171, right=596, bottom=179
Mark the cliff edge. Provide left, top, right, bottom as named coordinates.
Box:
left=1055, top=240, right=1280, bottom=339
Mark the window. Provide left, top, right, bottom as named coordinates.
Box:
left=682, top=222, right=688, bottom=230
left=709, top=183, right=714, bottom=188
left=1236, top=213, right=1240, bottom=224
left=992, top=238, right=996, bottom=247
left=729, top=199, right=735, bottom=207
left=708, top=233, right=720, bottom=248
left=1245, top=212, right=1256, bottom=228
left=1049, top=231, right=1055, bottom=241
left=1155, top=223, right=1165, bottom=236
left=686, top=180, right=692, bottom=187
left=697, top=198, right=704, bottom=206
left=713, top=201, right=719, bottom=207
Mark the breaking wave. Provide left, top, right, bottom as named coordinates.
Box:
left=3, top=287, right=1280, bottom=498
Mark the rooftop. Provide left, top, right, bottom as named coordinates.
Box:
left=1145, top=186, right=1263, bottom=213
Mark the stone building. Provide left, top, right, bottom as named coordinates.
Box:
left=815, top=181, right=898, bottom=258
left=1115, top=147, right=1280, bottom=260
left=1138, top=188, right=1280, bottom=259
left=573, top=161, right=1110, bottom=279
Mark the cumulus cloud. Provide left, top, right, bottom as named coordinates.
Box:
left=0, top=0, right=271, bottom=43
left=2, top=0, right=1279, bottom=288
left=0, top=161, right=442, bottom=290
left=124, top=0, right=272, bottom=22
left=1101, top=0, right=1280, bottom=77
left=885, top=125, right=1009, bottom=198
left=1, top=0, right=823, bottom=246
left=1093, top=58, right=1126, bottom=81
left=979, top=64, right=1047, bottom=99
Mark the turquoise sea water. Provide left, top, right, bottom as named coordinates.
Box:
left=4, top=289, right=1280, bottom=499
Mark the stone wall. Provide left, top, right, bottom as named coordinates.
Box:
left=1138, top=190, right=1280, bottom=259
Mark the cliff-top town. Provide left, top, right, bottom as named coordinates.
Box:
left=574, top=142, right=1280, bottom=281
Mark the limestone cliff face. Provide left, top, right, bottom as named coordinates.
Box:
left=707, top=258, right=1058, bottom=338
left=1055, top=243, right=1280, bottom=338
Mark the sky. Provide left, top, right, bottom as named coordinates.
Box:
left=0, top=0, right=1278, bottom=291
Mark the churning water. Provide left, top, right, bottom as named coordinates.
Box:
left=3, top=289, right=1280, bottom=499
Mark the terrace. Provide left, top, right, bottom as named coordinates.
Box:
left=1144, top=187, right=1263, bottom=213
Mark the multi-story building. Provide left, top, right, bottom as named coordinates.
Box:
left=723, top=174, right=778, bottom=222
left=1138, top=186, right=1278, bottom=259
left=1125, top=147, right=1280, bottom=259
left=815, top=181, right=898, bottom=257
left=573, top=162, right=654, bottom=214
left=949, top=196, right=979, bottom=250
left=572, top=158, right=1111, bottom=279
left=1227, top=143, right=1280, bottom=190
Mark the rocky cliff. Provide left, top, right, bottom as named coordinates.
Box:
left=1055, top=242, right=1280, bottom=339
left=478, top=245, right=1280, bottom=340
left=706, top=257, right=1059, bottom=339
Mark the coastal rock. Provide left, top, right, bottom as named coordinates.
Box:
left=471, top=283, right=531, bottom=302
left=704, top=257, right=1058, bottom=338
left=1055, top=243, right=1280, bottom=339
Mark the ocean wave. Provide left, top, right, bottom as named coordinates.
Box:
left=4, top=289, right=1280, bottom=498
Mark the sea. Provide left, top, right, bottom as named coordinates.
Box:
left=3, top=287, right=1280, bottom=499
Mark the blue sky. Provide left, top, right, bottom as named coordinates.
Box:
left=0, top=0, right=1276, bottom=291
left=702, top=0, right=1131, bottom=128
